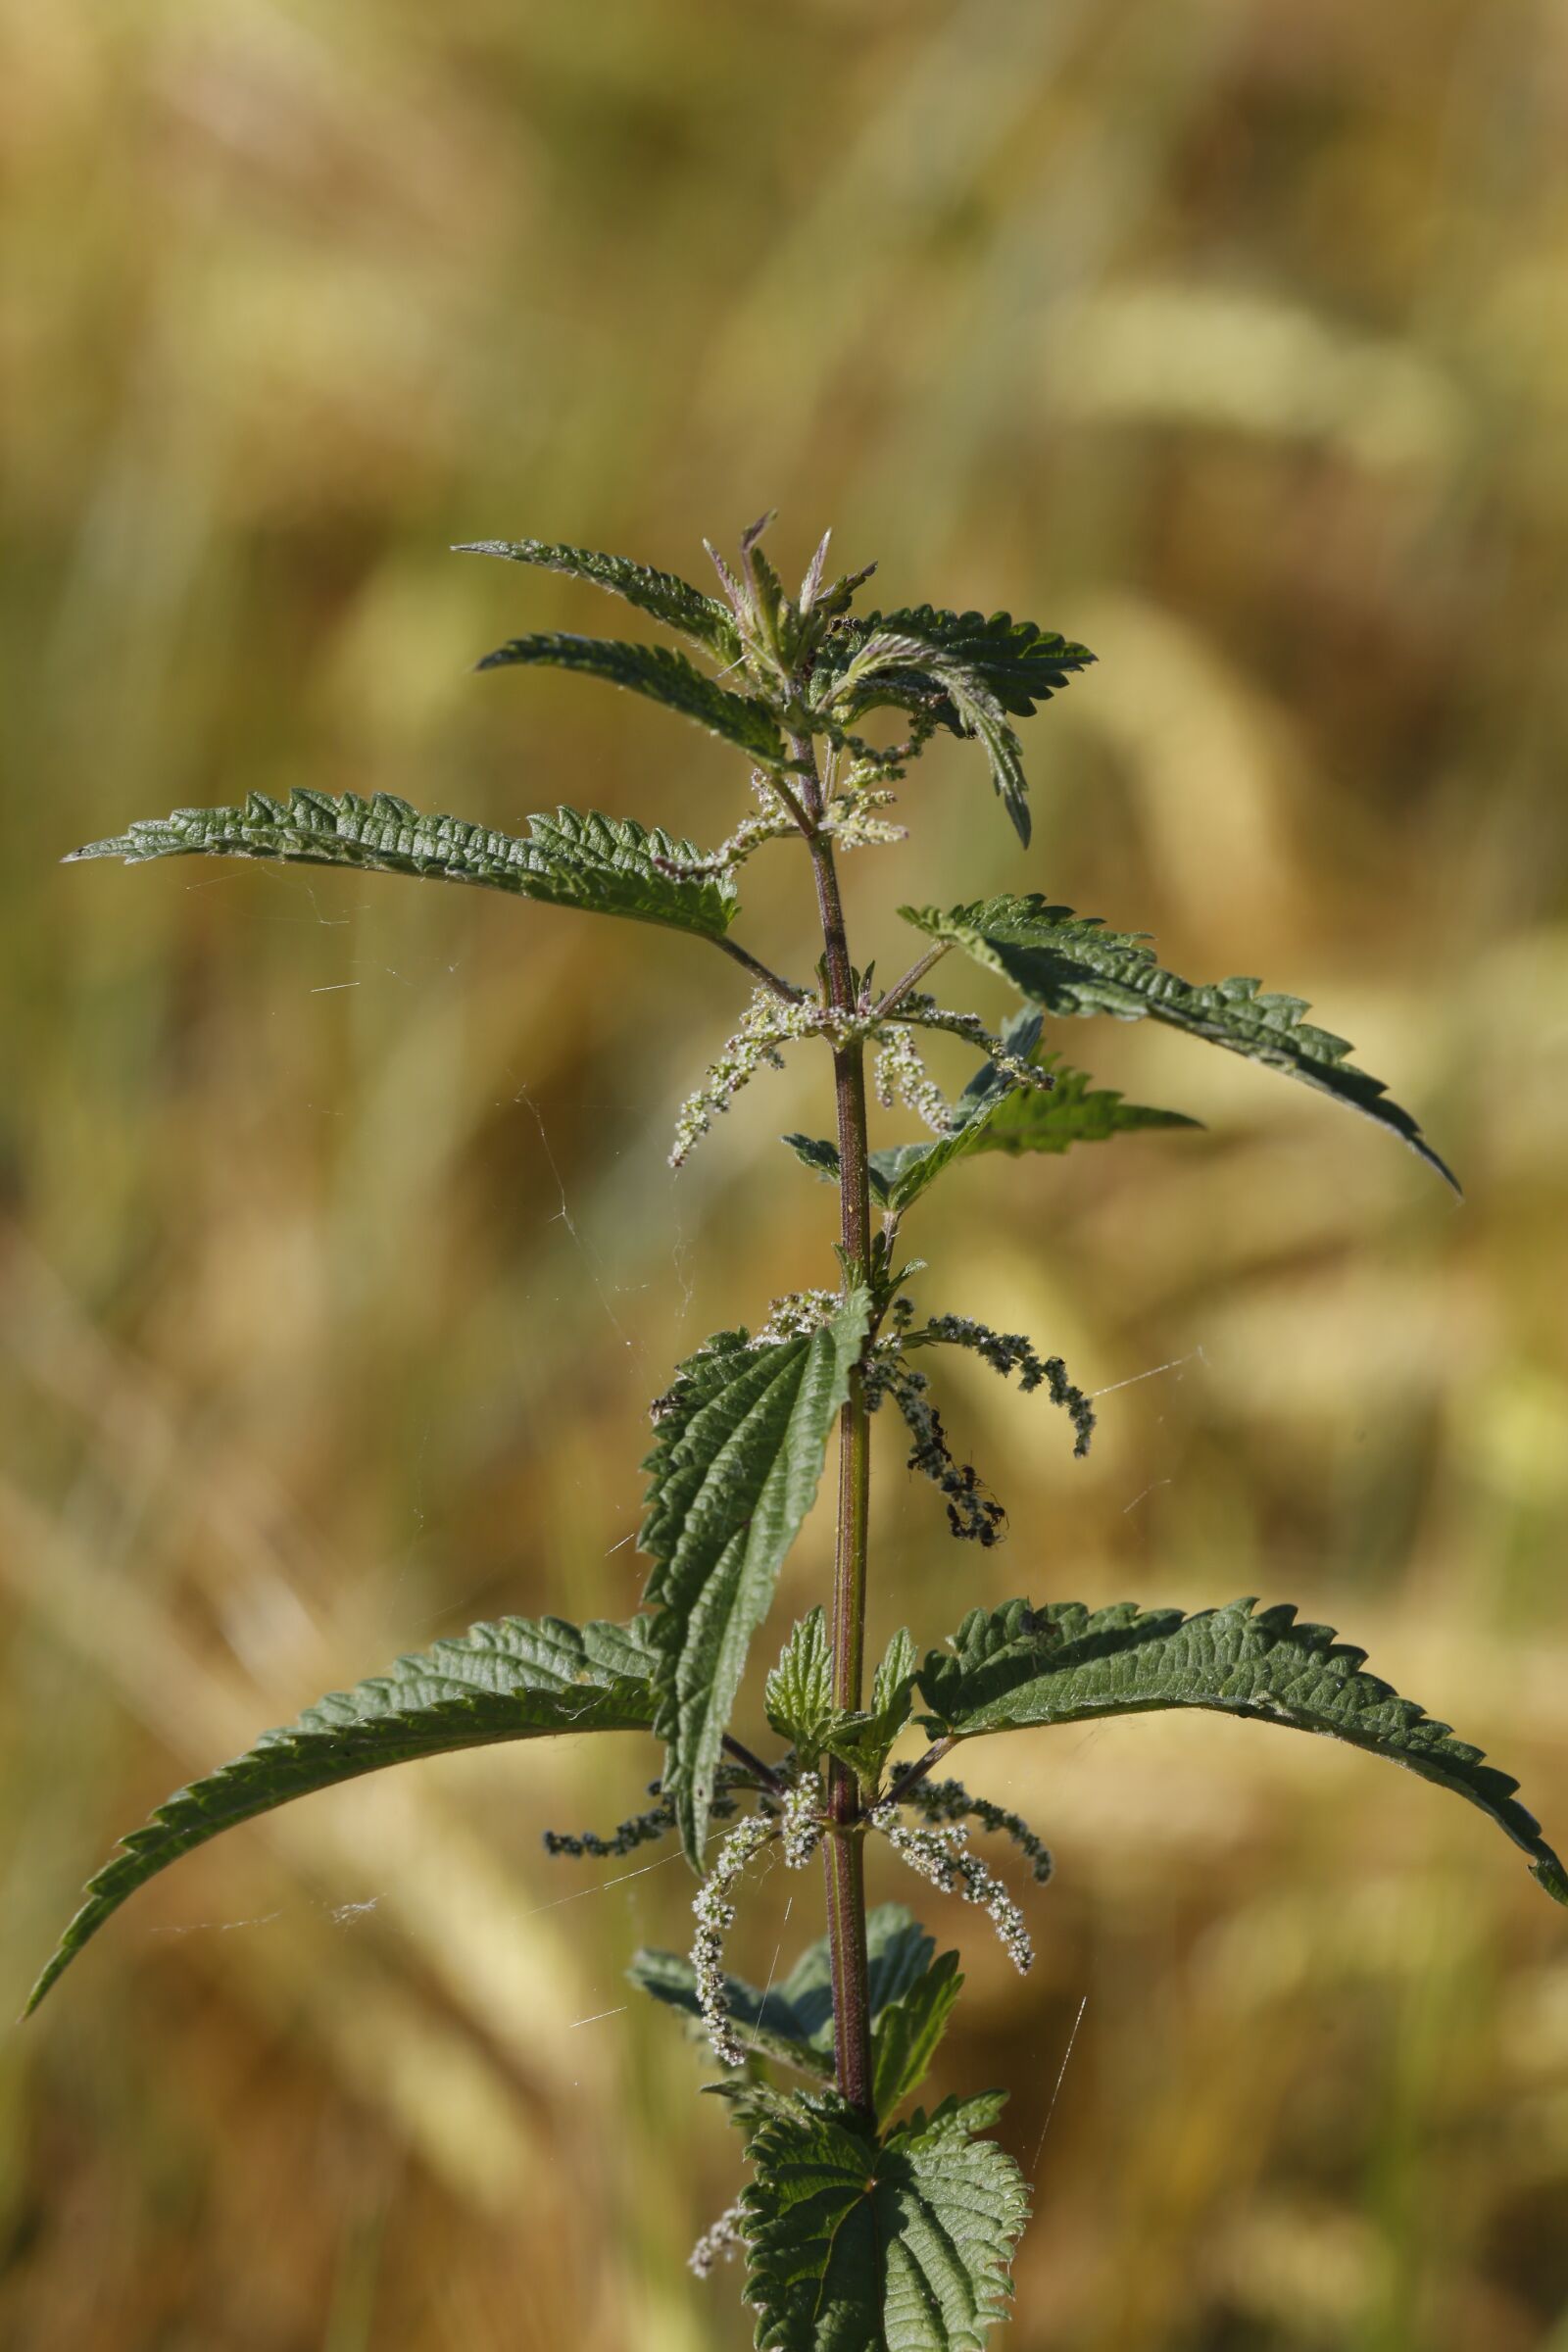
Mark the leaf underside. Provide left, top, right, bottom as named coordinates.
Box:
left=25, top=1613, right=658, bottom=2015
left=455, top=536, right=741, bottom=661
left=642, top=1292, right=872, bottom=1863
left=629, top=1902, right=951, bottom=2106
left=819, top=608, right=1095, bottom=723
left=66, top=792, right=738, bottom=940
left=475, top=631, right=787, bottom=764
left=917, top=1597, right=1568, bottom=1904
left=744, top=2091, right=1028, bottom=2352
left=901, top=896, right=1457, bottom=1188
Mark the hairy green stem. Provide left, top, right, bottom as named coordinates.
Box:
left=798, top=735, right=876, bottom=2116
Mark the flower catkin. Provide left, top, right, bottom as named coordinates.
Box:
left=689, top=1813, right=773, bottom=2067
left=868, top=1798, right=1034, bottom=1974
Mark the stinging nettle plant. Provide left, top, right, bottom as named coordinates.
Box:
left=37, top=518, right=1567, bottom=2350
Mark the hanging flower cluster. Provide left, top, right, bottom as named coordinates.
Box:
left=868, top=1797, right=1035, bottom=1975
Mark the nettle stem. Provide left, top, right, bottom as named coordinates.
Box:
left=798, top=741, right=876, bottom=2114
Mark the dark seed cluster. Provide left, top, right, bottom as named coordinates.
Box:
left=877, top=1361, right=1007, bottom=1544
left=922, top=1312, right=1096, bottom=1458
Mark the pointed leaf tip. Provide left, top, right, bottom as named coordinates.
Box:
left=25, top=1612, right=659, bottom=2013
left=450, top=535, right=739, bottom=658
left=902, top=897, right=1458, bottom=1191
left=58, top=793, right=737, bottom=940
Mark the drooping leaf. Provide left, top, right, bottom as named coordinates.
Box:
left=26, top=1614, right=659, bottom=2015
left=454, top=536, right=741, bottom=660
left=861, top=608, right=1096, bottom=717
left=744, top=2090, right=1028, bottom=2352
left=766, top=1609, right=837, bottom=1761
left=818, top=608, right=1095, bottom=723
left=815, top=628, right=1037, bottom=843
left=65, top=793, right=739, bottom=941
left=916, top=1597, right=1568, bottom=1906
left=901, top=897, right=1456, bottom=1188
left=474, top=632, right=787, bottom=764
left=642, top=1292, right=872, bottom=1862
left=628, top=1902, right=940, bottom=2085
left=872, top=1948, right=964, bottom=2122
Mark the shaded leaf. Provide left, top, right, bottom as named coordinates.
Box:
left=475, top=632, right=786, bottom=763
left=744, top=2090, right=1028, bottom=2352
left=902, top=896, right=1456, bottom=1188
left=872, top=1949, right=964, bottom=2121
left=628, top=1903, right=940, bottom=2085
left=642, top=1293, right=872, bottom=1862
left=917, top=1597, right=1568, bottom=1905
left=455, top=536, right=740, bottom=660
left=26, top=1614, right=659, bottom=2014
left=66, top=792, right=738, bottom=941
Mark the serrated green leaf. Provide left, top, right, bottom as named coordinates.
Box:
left=872, top=1948, right=964, bottom=2121
left=766, top=1610, right=837, bottom=1760
left=455, top=536, right=741, bottom=660
left=26, top=1614, right=658, bottom=2015
left=816, top=628, right=1037, bottom=844
left=873, top=1628, right=919, bottom=1726
left=916, top=1597, right=1568, bottom=1906
left=642, top=1292, right=872, bottom=1863
left=819, top=608, right=1095, bottom=721
left=628, top=1903, right=938, bottom=2084
left=65, top=792, right=738, bottom=941
left=823, top=1628, right=919, bottom=1780
left=783, top=1132, right=894, bottom=1206
left=744, top=2090, right=1028, bottom=2352
left=815, top=608, right=1094, bottom=848
left=475, top=631, right=787, bottom=763
left=979, top=1055, right=1200, bottom=1156
left=870, top=1054, right=1197, bottom=1212
left=901, top=897, right=1456, bottom=1188
left=864, top=608, right=1096, bottom=717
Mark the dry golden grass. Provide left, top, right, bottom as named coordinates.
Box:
left=4, top=2, right=1568, bottom=2344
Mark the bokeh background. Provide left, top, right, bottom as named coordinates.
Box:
left=5, top=2, right=1568, bottom=2346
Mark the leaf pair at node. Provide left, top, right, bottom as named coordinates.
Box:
left=764, top=1609, right=917, bottom=1783
left=24, top=1582, right=1567, bottom=2032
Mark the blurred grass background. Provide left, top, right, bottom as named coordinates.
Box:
left=4, top=1, right=1568, bottom=2345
